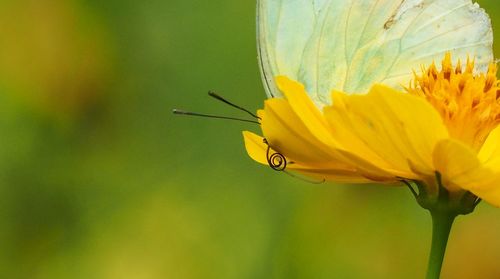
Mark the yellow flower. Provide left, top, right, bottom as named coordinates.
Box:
left=243, top=54, right=500, bottom=208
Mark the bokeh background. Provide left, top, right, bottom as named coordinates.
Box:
left=0, top=0, right=499, bottom=278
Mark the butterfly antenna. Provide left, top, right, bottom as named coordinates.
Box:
left=172, top=109, right=260, bottom=124
left=208, top=91, right=261, bottom=120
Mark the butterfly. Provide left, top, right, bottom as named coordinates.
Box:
left=257, top=0, right=494, bottom=107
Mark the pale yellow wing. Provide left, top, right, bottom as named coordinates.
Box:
left=257, top=0, right=493, bottom=106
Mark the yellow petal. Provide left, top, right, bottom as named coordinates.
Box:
left=479, top=125, right=500, bottom=172
left=260, top=98, right=339, bottom=165
left=273, top=77, right=404, bottom=181
left=433, top=139, right=480, bottom=192
left=261, top=96, right=396, bottom=180
left=242, top=131, right=268, bottom=165
left=369, top=85, right=448, bottom=175
left=242, top=131, right=371, bottom=183
left=433, top=139, right=500, bottom=206
left=275, top=76, right=337, bottom=146
left=324, top=85, right=448, bottom=179
left=324, top=92, right=393, bottom=174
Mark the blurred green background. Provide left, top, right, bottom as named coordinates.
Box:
left=0, top=0, right=499, bottom=278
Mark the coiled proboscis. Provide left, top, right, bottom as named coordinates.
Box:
left=264, top=138, right=287, bottom=171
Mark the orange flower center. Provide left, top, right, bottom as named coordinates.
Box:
left=407, top=53, right=500, bottom=151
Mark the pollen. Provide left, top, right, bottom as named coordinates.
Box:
left=407, top=53, right=500, bottom=151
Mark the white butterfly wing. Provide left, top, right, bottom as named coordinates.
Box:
left=257, top=0, right=493, bottom=105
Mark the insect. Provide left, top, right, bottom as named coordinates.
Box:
left=175, top=0, right=493, bottom=181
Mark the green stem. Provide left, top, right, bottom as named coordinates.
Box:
left=426, top=210, right=457, bottom=279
